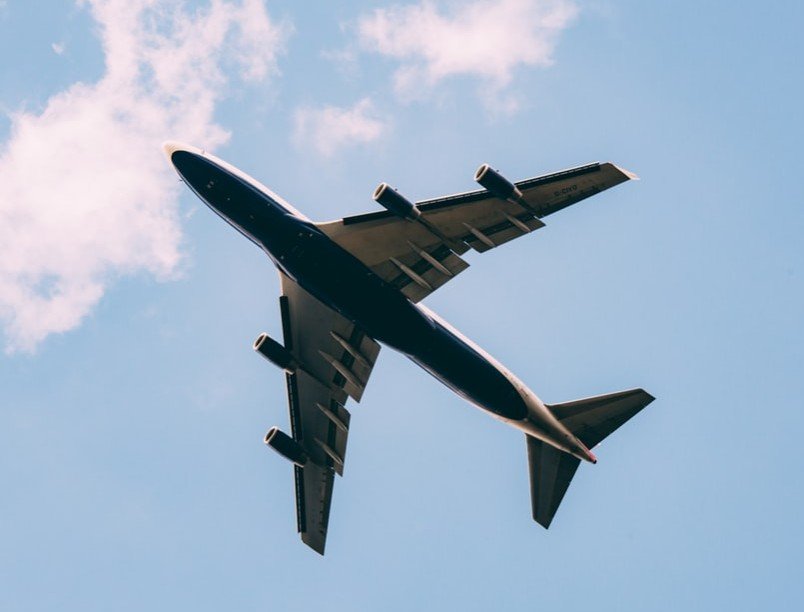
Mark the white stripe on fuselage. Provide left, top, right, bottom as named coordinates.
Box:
left=417, top=303, right=530, bottom=397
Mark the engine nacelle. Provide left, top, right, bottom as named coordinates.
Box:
left=253, top=333, right=297, bottom=373
left=373, top=183, right=421, bottom=220
left=264, top=427, right=308, bottom=467
left=474, top=163, right=523, bottom=202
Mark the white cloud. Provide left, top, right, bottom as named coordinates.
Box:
left=51, top=42, right=65, bottom=55
left=355, top=0, right=578, bottom=109
left=293, top=98, right=388, bottom=157
left=0, top=0, right=290, bottom=352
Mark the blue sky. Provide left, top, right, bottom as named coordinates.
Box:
left=1, top=1, right=803, bottom=610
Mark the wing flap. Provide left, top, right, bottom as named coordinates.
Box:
left=375, top=242, right=471, bottom=301
left=422, top=198, right=544, bottom=253
left=290, top=370, right=350, bottom=475
left=317, top=216, right=471, bottom=303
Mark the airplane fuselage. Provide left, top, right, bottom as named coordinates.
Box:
left=170, top=147, right=596, bottom=463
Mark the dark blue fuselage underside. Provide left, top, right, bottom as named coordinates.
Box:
left=172, top=151, right=528, bottom=420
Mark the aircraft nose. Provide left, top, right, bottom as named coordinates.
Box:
left=162, top=141, right=202, bottom=164
left=162, top=141, right=183, bottom=163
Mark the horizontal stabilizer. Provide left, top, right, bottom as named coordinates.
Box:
left=526, top=435, right=581, bottom=528
left=549, top=388, right=655, bottom=450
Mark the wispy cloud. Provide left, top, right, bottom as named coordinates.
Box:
left=51, top=42, right=65, bottom=55
left=355, top=0, right=578, bottom=111
left=0, top=0, right=290, bottom=352
left=293, top=98, right=389, bottom=157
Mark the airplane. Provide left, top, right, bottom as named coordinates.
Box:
left=164, top=141, right=655, bottom=555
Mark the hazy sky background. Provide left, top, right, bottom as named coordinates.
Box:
left=1, top=1, right=802, bottom=610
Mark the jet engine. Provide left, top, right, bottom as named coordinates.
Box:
left=264, top=427, right=308, bottom=467
left=474, top=164, right=523, bottom=202
left=253, top=333, right=297, bottom=373
left=373, top=183, right=421, bottom=220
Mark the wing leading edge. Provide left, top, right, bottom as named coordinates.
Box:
left=277, top=274, right=381, bottom=554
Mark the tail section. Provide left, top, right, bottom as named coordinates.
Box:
left=527, top=388, right=654, bottom=528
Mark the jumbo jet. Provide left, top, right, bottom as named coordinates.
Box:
left=164, top=142, right=654, bottom=555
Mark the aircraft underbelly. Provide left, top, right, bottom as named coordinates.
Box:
left=279, top=231, right=529, bottom=421
left=172, top=148, right=529, bottom=422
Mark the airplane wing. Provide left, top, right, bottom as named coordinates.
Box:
left=277, top=273, right=381, bottom=554
left=317, top=162, right=635, bottom=302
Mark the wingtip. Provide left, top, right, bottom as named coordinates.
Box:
left=302, top=531, right=327, bottom=556
left=635, top=388, right=656, bottom=404
left=616, top=165, right=640, bottom=181
left=534, top=513, right=552, bottom=529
